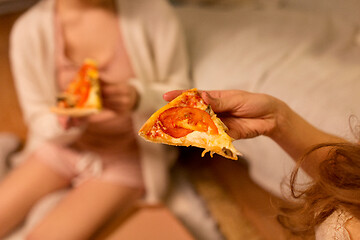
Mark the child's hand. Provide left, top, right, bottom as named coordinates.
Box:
left=58, top=115, right=87, bottom=130
left=101, top=81, right=138, bottom=114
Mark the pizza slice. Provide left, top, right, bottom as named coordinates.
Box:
left=51, top=59, right=102, bottom=117
left=138, top=89, right=241, bottom=160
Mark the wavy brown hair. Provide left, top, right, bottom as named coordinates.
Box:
left=277, top=142, right=360, bottom=238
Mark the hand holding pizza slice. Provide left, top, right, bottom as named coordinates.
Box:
left=138, top=89, right=241, bottom=160
left=51, top=59, right=102, bottom=117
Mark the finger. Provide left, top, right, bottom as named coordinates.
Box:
left=163, top=90, right=185, bottom=102
left=201, top=91, right=237, bottom=113
left=163, top=89, right=237, bottom=102
left=101, top=82, right=129, bottom=95
left=204, top=90, right=243, bottom=100
left=103, top=100, right=132, bottom=112
left=68, top=116, right=88, bottom=128
left=103, top=92, right=136, bottom=107
left=220, top=118, right=242, bottom=139
left=58, top=116, right=70, bottom=130
left=58, top=116, right=85, bottom=130
left=221, top=118, right=254, bottom=140
left=201, top=91, right=222, bottom=111
left=204, top=90, right=254, bottom=117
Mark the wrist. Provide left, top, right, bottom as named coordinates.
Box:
left=267, top=98, right=293, bottom=142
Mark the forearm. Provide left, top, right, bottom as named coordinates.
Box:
left=269, top=100, right=346, bottom=176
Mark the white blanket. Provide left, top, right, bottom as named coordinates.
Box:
left=176, top=4, right=360, bottom=196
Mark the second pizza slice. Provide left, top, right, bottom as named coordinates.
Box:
left=138, top=89, right=241, bottom=160
left=51, top=59, right=102, bottom=117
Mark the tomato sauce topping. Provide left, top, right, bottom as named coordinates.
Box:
left=159, top=107, right=218, bottom=138
left=65, top=63, right=96, bottom=107
left=179, top=93, right=204, bottom=108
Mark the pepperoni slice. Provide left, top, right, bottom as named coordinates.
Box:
left=159, top=107, right=218, bottom=138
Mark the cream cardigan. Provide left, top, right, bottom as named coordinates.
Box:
left=10, top=0, right=190, bottom=203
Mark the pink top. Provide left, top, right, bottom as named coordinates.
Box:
left=54, top=12, right=139, bottom=157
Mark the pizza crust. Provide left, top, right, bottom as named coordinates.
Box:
left=50, top=106, right=100, bottom=117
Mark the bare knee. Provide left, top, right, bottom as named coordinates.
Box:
left=26, top=227, right=65, bottom=240
left=26, top=229, right=48, bottom=240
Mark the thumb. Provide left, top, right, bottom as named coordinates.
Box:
left=163, top=90, right=184, bottom=102
left=201, top=92, right=224, bottom=113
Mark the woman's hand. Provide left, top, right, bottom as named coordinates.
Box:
left=101, top=81, right=139, bottom=114
left=163, top=89, right=287, bottom=140
left=164, top=89, right=345, bottom=169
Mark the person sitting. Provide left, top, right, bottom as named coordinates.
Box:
left=0, top=0, right=189, bottom=239
left=164, top=89, right=360, bottom=240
